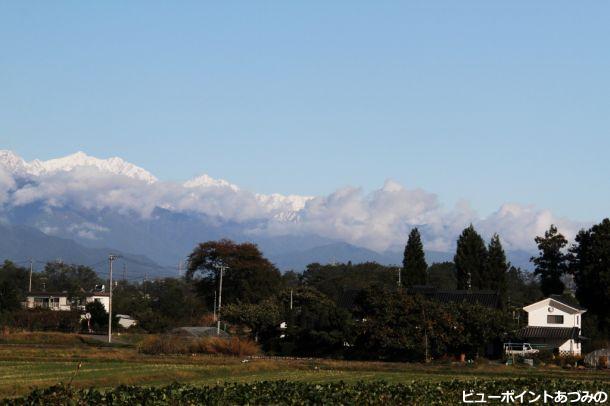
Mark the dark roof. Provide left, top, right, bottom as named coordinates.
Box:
left=517, top=326, right=580, bottom=340
left=549, top=295, right=586, bottom=311
left=409, top=286, right=501, bottom=308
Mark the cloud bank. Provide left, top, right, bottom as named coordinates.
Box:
left=0, top=150, right=585, bottom=252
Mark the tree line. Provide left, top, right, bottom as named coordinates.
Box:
left=0, top=218, right=608, bottom=358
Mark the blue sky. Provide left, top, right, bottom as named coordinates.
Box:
left=1, top=2, right=609, bottom=221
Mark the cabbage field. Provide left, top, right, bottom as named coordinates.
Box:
left=3, top=378, right=609, bottom=405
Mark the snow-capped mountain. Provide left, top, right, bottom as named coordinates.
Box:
left=0, top=150, right=158, bottom=183
left=0, top=150, right=311, bottom=224
left=0, top=150, right=577, bottom=272
left=183, top=174, right=240, bottom=191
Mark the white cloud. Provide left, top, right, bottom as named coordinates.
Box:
left=1, top=150, right=586, bottom=253
left=66, top=222, right=110, bottom=240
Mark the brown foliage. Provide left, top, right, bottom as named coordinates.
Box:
left=140, top=335, right=260, bottom=356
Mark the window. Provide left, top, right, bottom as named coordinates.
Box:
left=547, top=315, right=564, bottom=324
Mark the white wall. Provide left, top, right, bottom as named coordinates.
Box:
left=527, top=304, right=579, bottom=328
left=24, top=295, right=71, bottom=311
left=85, top=296, right=110, bottom=313
left=559, top=339, right=581, bottom=356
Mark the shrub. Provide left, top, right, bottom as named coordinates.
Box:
left=139, top=335, right=260, bottom=356
left=139, top=335, right=189, bottom=355
left=0, top=331, right=87, bottom=346
left=1, top=309, right=81, bottom=332
left=556, top=354, right=583, bottom=368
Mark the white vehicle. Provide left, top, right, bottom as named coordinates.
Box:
left=504, top=342, right=539, bottom=356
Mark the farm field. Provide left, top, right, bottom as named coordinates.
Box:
left=0, top=333, right=608, bottom=400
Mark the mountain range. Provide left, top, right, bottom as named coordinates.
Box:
left=0, top=150, right=548, bottom=276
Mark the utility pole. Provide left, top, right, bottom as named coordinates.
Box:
left=28, top=259, right=33, bottom=293
left=213, top=290, right=217, bottom=321
left=290, top=289, right=293, bottom=310
left=397, top=266, right=402, bottom=289
left=122, top=264, right=126, bottom=282
left=108, top=254, right=119, bottom=343
left=422, top=306, right=430, bottom=363
left=216, top=264, right=229, bottom=336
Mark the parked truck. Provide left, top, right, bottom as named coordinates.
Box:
left=504, top=342, right=539, bottom=356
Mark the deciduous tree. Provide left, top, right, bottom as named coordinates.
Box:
left=187, top=239, right=282, bottom=306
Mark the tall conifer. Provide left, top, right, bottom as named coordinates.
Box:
left=454, top=225, right=487, bottom=290
left=402, top=228, right=428, bottom=287
left=531, top=225, right=567, bottom=297
left=486, top=233, right=508, bottom=305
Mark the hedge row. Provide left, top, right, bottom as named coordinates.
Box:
left=3, top=379, right=609, bottom=405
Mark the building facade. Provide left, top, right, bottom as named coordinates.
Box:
left=519, top=297, right=586, bottom=356
left=23, top=292, right=71, bottom=311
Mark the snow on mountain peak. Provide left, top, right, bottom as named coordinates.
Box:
left=255, top=193, right=312, bottom=212
left=183, top=174, right=240, bottom=191
left=0, top=150, right=158, bottom=183
left=0, top=150, right=28, bottom=174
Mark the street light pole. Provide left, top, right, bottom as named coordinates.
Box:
left=216, top=264, right=228, bottom=336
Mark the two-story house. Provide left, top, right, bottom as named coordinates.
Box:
left=518, top=296, right=586, bottom=356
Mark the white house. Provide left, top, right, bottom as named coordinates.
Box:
left=22, top=292, right=71, bottom=311
left=519, top=296, right=586, bottom=356
left=85, top=292, right=110, bottom=313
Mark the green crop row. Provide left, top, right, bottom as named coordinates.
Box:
left=3, top=378, right=609, bottom=405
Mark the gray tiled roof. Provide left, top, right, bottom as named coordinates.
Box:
left=517, top=326, right=580, bottom=340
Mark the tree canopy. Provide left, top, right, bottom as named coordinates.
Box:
left=531, top=225, right=568, bottom=296
left=187, top=239, right=283, bottom=306
left=569, top=218, right=610, bottom=334
left=301, top=261, right=396, bottom=310
left=40, top=262, right=102, bottom=299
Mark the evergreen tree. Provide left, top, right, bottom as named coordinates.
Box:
left=531, top=225, right=568, bottom=297
left=454, top=225, right=488, bottom=290
left=569, top=218, right=610, bottom=334
left=402, top=228, right=428, bottom=287
left=486, top=234, right=508, bottom=306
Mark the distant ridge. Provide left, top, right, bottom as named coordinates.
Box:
left=0, top=223, right=173, bottom=280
